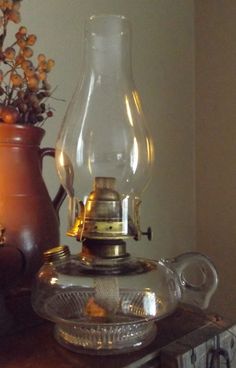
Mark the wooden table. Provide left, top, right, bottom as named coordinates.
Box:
left=0, top=291, right=232, bottom=368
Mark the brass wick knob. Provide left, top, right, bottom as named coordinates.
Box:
left=141, top=227, right=152, bottom=241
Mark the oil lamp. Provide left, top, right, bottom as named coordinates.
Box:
left=32, top=14, right=218, bottom=354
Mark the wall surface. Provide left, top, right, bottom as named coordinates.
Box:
left=195, top=1, right=236, bottom=318
left=19, top=0, right=195, bottom=260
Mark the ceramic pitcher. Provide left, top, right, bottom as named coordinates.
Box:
left=0, top=124, right=66, bottom=286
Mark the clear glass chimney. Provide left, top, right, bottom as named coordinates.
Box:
left=55, top=15, right=154, bottom=248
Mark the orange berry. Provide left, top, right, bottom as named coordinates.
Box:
left=21, top=60, right=33, bottom=70
left=37, top=54, right=46, bottom=63
left=24, top=66, right=35, bottom=77
left=27, top=76, right=39, bottom=90
left=1, top=106, right=19, bottom=124
left=10, top=73, right=23, bottom=87
left=4, top=47, right=16, bottom=60
left=38, top=60, right=47, bottom=71
left=18, top=26, right=27, bottom=35
left=17, top=38, right=27, bottom=48
left=27, top=34, right=37, bottom=46
left=23, top=47, right=33, bottom=58
left=47, top=59, right=55, bottom=71
left=15, top=54, right=24, bottom=65
left=15, top=31, right=23, bottom=40
left=39, top=71, right=46, bottom=81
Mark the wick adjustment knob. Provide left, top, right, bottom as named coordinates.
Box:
left=141, top=227, right=152, bottom=241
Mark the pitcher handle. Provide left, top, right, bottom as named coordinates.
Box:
left=40, top=147, right=66, bottom=214
left=165, top=252, right=218, bottom=309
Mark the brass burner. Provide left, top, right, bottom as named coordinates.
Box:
left=81, top=239, right=128, bottom=259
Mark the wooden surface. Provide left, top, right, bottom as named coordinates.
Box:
left=0, top=292, right=230, bottom=368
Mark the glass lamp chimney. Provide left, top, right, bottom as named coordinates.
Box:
left=55, top=15, right=154, bottom=246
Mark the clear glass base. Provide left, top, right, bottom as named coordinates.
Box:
left=54, top=321, right=157, bottom=355
left=42, top=288, right=160, bottom=354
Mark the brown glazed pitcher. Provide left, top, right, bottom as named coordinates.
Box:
left=0, top=124, right=66, bottom=288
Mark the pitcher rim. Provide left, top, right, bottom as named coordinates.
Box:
left=0, top=123, right=45, bottom=133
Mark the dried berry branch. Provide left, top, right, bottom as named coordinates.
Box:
left=0, top=0, right=56, bottom=125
